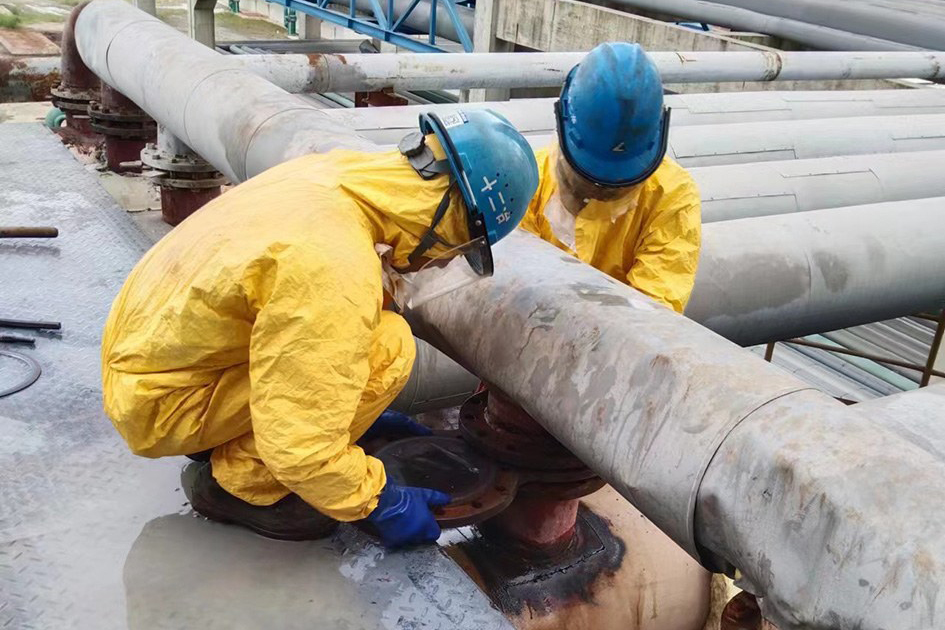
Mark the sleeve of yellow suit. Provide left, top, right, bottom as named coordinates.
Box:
left=627, top=173, right=702, bottom=313
left=247, top=244, right=387, bottom=522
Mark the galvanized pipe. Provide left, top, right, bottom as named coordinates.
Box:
left=590, top=0, right=918, bottom=51
left=686, top=198, right=945, bottom=347
left=74, top=3, right=945, bottom=626
left=692, top=150, right=945, bottom=222
left=230, top=50, right=945, bottom=92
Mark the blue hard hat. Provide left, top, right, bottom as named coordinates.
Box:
left=555, top=42, right=671, bottom=188
left=420, top=109, right=539, bottom=275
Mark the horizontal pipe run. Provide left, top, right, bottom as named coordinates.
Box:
left=686, top=198, right=945, bottom=347
left=692, top=150, right=945, bottom=222
left=858, top=383, right=945, bottom=461
left=318, top=101, right=945, bottom=165
left=706, top=0, right=945, bottom=51
left=231, top=51, right=945, bottom=93
left=589, top=0, right=917, bottom=51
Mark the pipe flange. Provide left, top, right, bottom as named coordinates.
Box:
left=155, top=175, right=228, bottom=190
left=88, top=102, right=155, bottom=123
left=50, top=85, right=97, bottom=110
left=516, top=476, right=606, bottom=501
left=373, top=434, right=519, bottom=528
left=459, top=392, right=592, bottom=472
left=141, top=145, right=221, bottom=174
left=89, top=121, right=157, bottom=139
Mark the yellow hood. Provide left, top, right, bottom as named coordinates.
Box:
left=337, top=135, right=470, bottom=269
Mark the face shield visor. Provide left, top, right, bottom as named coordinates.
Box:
left=380, top=238, right=490, bottom=312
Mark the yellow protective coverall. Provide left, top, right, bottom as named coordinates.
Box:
left=101, top=143, right=470, bottom=522
left=521, top=145, right=701, bottom=313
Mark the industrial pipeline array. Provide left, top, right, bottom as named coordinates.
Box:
left=2, top=0, right=944, bottom=628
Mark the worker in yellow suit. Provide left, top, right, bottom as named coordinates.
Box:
left=101, top=110, right=539, bottom=547
left=521, top=42, right=701, bottom=313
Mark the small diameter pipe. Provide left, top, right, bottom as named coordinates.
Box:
left=231, top=50, right=945, bottom=93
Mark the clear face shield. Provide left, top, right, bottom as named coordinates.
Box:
left=379, top=238, right=490, bottom=312
left=544, top=144, right=643, bottom=249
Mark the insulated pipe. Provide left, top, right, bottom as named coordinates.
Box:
left=390, top=338, right=479, bottom=414
left=230, top=50, right=945, bottom=92
left=708, top=0, right=945, bottom=51
left=589, top=0, right=918, bottom=51
left=410, top=229, right=945, bottom=630
left=686, top=198, right=945, bottom=347
left=858, top=383, right=945, bottom=460
left=74, top=4, right=945, bottom=626
left=319, top=103, right=945, bottom=163
left=311, top=88, right=945, bottom=138
left=692, top=150, right=945, bottom=222
left=73, top=0, right=373, bottom=183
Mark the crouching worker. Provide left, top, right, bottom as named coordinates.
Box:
left=101, top=110, right=539, bottom=548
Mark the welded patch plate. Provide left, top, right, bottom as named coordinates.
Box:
left=0, top=123, right=511, bottom=630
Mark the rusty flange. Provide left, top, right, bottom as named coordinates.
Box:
left=374, top=435, right=519, bottom=528
left=459, top=391, right=594, bottom=476
left=141, top=144, right=226, bottom=225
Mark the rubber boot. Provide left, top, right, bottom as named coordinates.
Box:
left=181, top=462, right=339, bottom=541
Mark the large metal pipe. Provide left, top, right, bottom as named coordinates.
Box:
left=589, top=0, right=919, bottom=51
left=231, top=50, right=945, bottom=92
left=686, top=198, right=945, bottom=347
left=858, top=383, right=945, bottom=460
left=74, top=4, right=945, bottom=627
left=74, top=0, right=373, bottom=183
left=708, top=0, right=945, bottom=52
left=308, top=89, right=945, bottom=144
left=410, top=230, right=945, bottom=630
left=692, top=150, right=945, bottom=222
left=317, top=102, right=945, bottom=164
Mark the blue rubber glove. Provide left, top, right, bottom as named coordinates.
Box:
left=362, top=409, right=433, bottom=441
left=366, top=483, right=451, bottom=549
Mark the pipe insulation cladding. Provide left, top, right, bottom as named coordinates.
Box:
left=229, top=50, right=945, bottom=92
left=410, top=229, right=945, bottom=630
left=73, top=3, right=945, bottom=627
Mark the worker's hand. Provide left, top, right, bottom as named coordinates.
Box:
left=362, top=409, right=432, bottom=441
left=366, top=483, right=451, bottom=549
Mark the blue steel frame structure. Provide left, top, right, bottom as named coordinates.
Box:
left=270, top=0, right=474, bottom=52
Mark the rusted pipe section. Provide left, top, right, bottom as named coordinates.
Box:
left=142, top=127, right=226, bottom=225
left=0, top=56, right=60, bottom=102
left=51, top=0, right=99, bottom=141
left=482, top=496, right=580, bottom=551
left=89, top=83, right=156, bottom=173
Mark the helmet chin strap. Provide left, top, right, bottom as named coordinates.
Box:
left=392, top=180, right=459, bottom=274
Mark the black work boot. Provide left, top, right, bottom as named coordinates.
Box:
left=180, top=462, right=339, bottom=541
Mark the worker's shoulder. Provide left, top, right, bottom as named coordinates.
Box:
left=646, top=158, right=700, bottom=205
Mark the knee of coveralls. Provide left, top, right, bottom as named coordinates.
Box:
left=210, top=310, right=416, bottom=507
left=103, top=363, right=252, bottom=459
